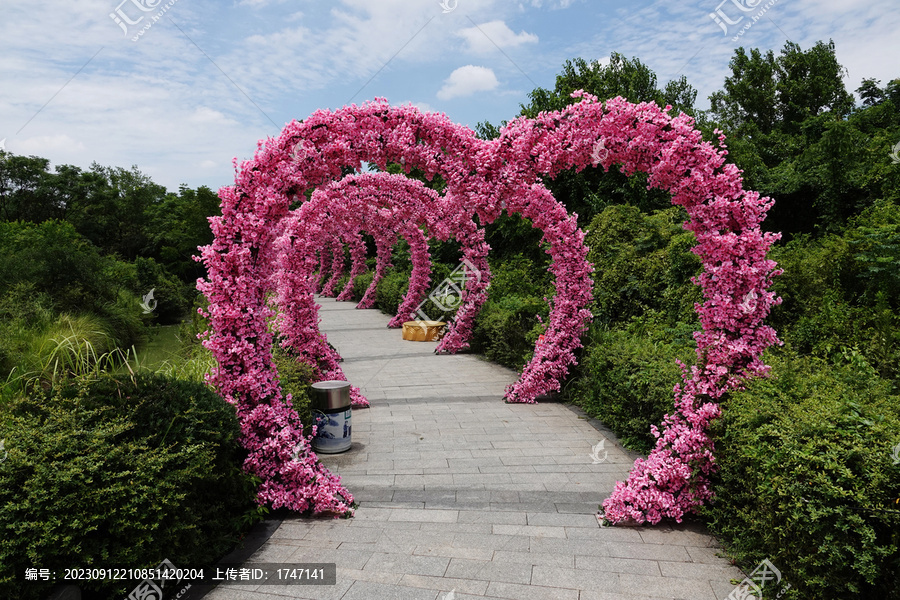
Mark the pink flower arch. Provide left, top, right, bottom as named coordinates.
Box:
left=198, top=94, right=780, bottom=522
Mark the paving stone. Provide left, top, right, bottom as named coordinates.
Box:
left=413, top=545, right=494, bottom=561
left=492, top=549, right=575, bottom=568
left=444, top=558, right=533, bottom=584
left=363, top=552, right=450, bottom=577
left=617, top=573, right=719, bottom=599
left=398, top=573, right=489, bottom=596
left=531, top=565, right=618, bottom=590
left=339, top=580, right=440, bottom=600
left=575, top=554, right=662, bottom=576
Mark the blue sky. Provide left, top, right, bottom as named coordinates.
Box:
left=1, top=0, right=897, bottom=193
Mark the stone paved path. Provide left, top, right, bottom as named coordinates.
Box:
left=204, top=299, right=746, bottom=600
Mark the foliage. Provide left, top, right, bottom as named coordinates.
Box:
left=0, top=373, right=258, bottom=600
left=586, top=205, right=702, bottom=327
left=375, top=268, right=411, bottom=316
left=707, top=351, right=900, bottom=600
left=574, top=322, right=695, bottom=453
left=767, top=203, right=900, bottom=386
left=272, top=345, right=318, bottom=428
left=708, top=41, right=900, bottom=235
left=352, top=271, right=375, bottom=302
left=471, top=257, right=552, bottom=370
left=472, top=294, right=547, bottom=371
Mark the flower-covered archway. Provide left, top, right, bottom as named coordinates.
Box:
left=199, top=94, right=780, bottom=522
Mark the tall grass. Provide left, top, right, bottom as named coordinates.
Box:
left=0, top=314, right=216, bottom=403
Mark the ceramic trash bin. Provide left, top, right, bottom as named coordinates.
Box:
left=310, top=380, right=351, bottom=454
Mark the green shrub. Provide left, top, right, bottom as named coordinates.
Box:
left=375, top=269, right=411, bottom=316
left=352, top=271, right=374, bottom=301
left=707, top=351, right=900, bottom=599
left=585, top=205, right=701, bottom=327
left=572, top=319, right=695, bottom=453
left=332, top=273, right=352, bottom=299
left=471, top=294, right=548, bottom=371
left=0, top=373, right=258, bottom=600
left=769, top=224, right=900, bottom=386
left=272, top=346, right=318, bottom=428
left=133, top=256, right=192, bottom=325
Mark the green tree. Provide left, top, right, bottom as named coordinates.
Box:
left=521, top=53, right=697, bottom=118
left=145, top=185, right=221, bottom=282
left=0, top=153, right=62, bottom=223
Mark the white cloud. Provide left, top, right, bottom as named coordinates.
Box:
left=437, top=65, right=499, bottom=99
left=458, top=20, right=538, bottom=54
left=14, top=134, right=87, bottom=156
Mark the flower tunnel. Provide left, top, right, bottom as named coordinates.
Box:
left=198, top=94, right=780, bottom=522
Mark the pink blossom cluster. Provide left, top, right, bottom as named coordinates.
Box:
left=198, top=94, right=779, bottom=521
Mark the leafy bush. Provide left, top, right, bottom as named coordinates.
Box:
left=769, top=220, right=900, bottom=385
left=572, top=319, right=695, bottom=452
left=0, top=220, right=146, bottom=350
left=332, top=273, right=352, bottom=299
left=133, top=256, right=192, bottom=324
left=272, top=345, right=318, bottom=428
left=585, top=205, right=701, bottom=327
left=471, top=294, right=547, bottom=370
left=0, top=373, right=258, bottom=600
left=707, top=351, right=900, bottom=599
left=467, top=257, right=553, bottom=370
left=375, top=268, right=411, bottom=316
left=353, top=271, right=374, bottom=300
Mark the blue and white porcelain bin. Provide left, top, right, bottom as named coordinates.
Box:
left=310, top=380, right=352, bottom=454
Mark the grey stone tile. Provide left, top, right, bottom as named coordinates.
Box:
left=398, top=573, right=489, bottom=596
left=492, top=549, right=575, bottom=568
left=618, top=573, right=719, bottom=599
left=484, top=581, right=580, bottom=600
left=492, top=524, right=568, bottom=539
left=457, top=510, right=526, bottom=525
left=387, top=508, right=459, bottom=523
left=658, top=560, right=745, bottom=580
left=413, top=545, right=494, bottom=561
left=607, top=541, right=692, bottom=562
left=531, top=565, right=617, bottom=590
left=363, top=552, right=450, bottom=577
left=339, top=580, right=440, bottom=600
left=444, top=558, right=533, bottom=584
left=575, top=555, right=662, bottom=576
left=526, top=512, right=598, bottom=528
